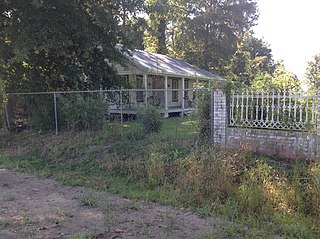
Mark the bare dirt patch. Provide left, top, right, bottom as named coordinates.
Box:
left=0, top=169, right=220, bottom=239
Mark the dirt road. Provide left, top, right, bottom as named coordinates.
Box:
left=0, top=169, right=219, bottom=239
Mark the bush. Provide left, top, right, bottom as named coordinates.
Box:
left=30, top=96, right=56, bottom=131
left=196, top=91, right=210, bottom=138
left=6, top=94, right=55, bottom=131
left=60, top=94, right=106, bottom=131
left=124, top=123, right=145, bottom=140
left=139, top=106, right=163, bottom=133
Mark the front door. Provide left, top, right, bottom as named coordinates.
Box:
left=172, top=79, right=178, bottom=102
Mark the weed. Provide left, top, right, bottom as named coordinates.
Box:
left=166, top=214, right=177, bottom=231
left=0, top=219, right=9, bottom=229
left=22, top=216, right=36, bottom=225
left=80, top=192, right=97, bottom=208
left=1, top=121, right=320, bottom=238
left=69, top=235, right=86, bottom=239
left=101, top=203, right=116, bottom=237
left=56, top=207, right=69, bottom=220
left=2, top=194, right=16, bottom=201
left=134, top=217, right=144, bottom=228
left=119, top=200, right=140, bottom=211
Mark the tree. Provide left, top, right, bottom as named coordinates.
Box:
left=114, top=0, right=146, bottom=49
left=305, top=54, right=320, bottom=90
left=144, top=0, right=172, bottom=54
left=143, top=0, right=259, bottom=76
left=251, top=61, right=301, bottom=91
left=226, top=34, right=275, bottom=86
left=0, top=0, right=124, bottom=92
left=172, top=0, right=259, bottom=73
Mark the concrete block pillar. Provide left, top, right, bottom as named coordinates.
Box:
left=211, top=82, right=227, bottom=147
left=317, top=82, right=320, bottom=137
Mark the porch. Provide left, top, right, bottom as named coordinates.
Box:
left=109, top=74, right=210, bottom=117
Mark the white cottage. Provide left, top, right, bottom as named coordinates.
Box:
left=113, top=47, right=226, bottom=117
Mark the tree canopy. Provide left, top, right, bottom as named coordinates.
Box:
left=0, top=0, right=308, bottom=93
left=1, top=0, right=124, bottom=92
left=251, top=61, right=301, bottom=91
left=305, top=54, right=320, bottom=90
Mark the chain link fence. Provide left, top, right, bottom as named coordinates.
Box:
left=1, top=88, right=208, bottom=135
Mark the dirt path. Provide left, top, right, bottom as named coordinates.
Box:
left=0, top=169, right=220, bottom=239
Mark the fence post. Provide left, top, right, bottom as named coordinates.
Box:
left=165, top=76, right=168, bottom=117
left=4, top=102, right=11, bottom=132
left=144, top=73, right=148, bottom=108
left=120, top=88, right=123, bottom=138
left=53, top=92, right=58, bottom=135
left=210, top=90, right=214, bottom=144
left=211, top=82, right=227, bottom=147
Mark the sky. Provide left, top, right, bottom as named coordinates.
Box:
left=253, top=0, right=320, bottom=80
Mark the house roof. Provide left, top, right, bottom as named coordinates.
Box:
left=116, top=46, right=226, bottom=81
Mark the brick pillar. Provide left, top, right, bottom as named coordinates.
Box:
left=211, top=82, right=227, bottom=147
left=318, top=82, right=320, bottom=137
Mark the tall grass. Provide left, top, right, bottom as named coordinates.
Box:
left=1, top=117, right=320, bottom=238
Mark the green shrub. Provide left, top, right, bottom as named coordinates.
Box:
left=139, top=106, right=163, bottom=133
left=7, top=94, right=55, bottom=131
left=301, top=162, right=320, bottom=216
left=124, top=123, right=145, bottom=140
left=60, top=94, right=106, bottom=131
left=30, top=96, right=56, bottom=131
left=196, top=91, right=210, bottom=139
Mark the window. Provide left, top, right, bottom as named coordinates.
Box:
left=172, top=79, right=178, bottom=102
left=136, top=75, right=144, bottom=102
left=121, top=75, right=129, bottom=88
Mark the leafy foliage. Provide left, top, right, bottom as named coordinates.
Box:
left=0, top=0, right=124, bottom=92
left=59, top=94, right=106, bottom=131
left=196, top=91, right=210, bottom=139
left=139, top=106, right=163, bottom=133
left=114, top=0, right=146, bottom=49
left=305, top=54, right=320, bottom=90
left=144, top=0, right=259, bottom=73
left=251, top=61, right=301, bottom=91
left=226, top=34, right=275, bottom=86
left=0, top=0, right=307, bottom=95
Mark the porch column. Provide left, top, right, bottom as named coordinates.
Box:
left=182, top=78, right=185, bottom=117
left=165, top=76, right=168, bottom=117
left=144, top=73, right=148, bottom=108
left=195, top=79, right=199, bottom=104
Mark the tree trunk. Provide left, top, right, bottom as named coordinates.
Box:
left=157, top=18, right=167, bottom=54
left=203, top=24, right=209, bottom=70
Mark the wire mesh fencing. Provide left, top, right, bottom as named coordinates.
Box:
left=2, top=88, right=208, bottom=135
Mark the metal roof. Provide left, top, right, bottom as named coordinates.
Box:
left=117, top=46, right=225, bottom=81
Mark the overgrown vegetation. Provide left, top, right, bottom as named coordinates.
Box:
left=59, top=94, right=106, bottom=131
left=138, top=106, right=163, bottom=133
left=30, top=96, right=56, bottom=131
left=197, top=91, right=211, bottom=139
left=0, top=117, right=319, bottom=238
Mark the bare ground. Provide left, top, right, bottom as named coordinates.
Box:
left=0, top=169, right=221, bottom=239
